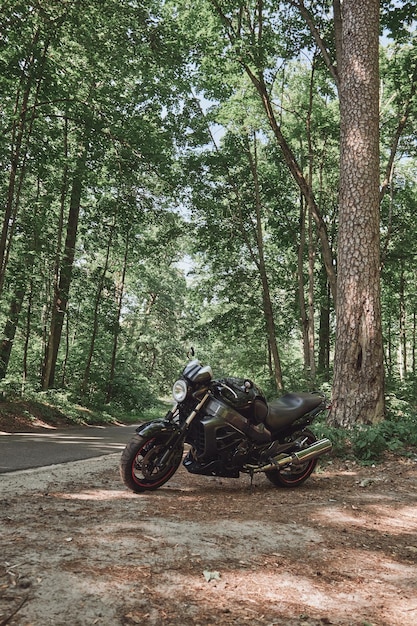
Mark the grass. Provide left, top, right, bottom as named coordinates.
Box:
left=0, top=392, right=173, bottom=431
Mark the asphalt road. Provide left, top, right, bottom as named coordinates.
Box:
left=0, top=423, right=139, bottom=474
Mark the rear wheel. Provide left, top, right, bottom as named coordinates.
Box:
left=265, top=430, right=318, bottom=488
left=120, top=433, right=183, bottom=493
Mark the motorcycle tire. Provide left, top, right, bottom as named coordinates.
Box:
left=120, top=433, right=183, bottom=493
left=265, top=429, right=318, bottom=488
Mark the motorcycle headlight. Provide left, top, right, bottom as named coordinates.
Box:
left=172, top=379, right=188, bottom=402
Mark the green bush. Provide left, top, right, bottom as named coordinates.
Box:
left=350, top=425, right=389, bottom=463
left=105, top=374, right=157, bottom=412
left=312, top=421, right=350, bottom=458
left=313, top=394, right=417, bottom=463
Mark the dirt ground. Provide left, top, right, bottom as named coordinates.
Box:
left=1, top=424, right=417, bottom=626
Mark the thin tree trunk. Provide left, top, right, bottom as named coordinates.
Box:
left=61, top=309, right=70, bottom=388
left=399, top=262, right=406, bottom=378
left=106, top=230, right=130, bottom=404
left=297, top=194, right=310, bottom=373
left=387, top=317, right=393, bottom=379
left=318, top=271, right=331, bottom=378
left=0, top=32, right=49, bottom=299
left=248, top=73, right=337, bottom=304
left=246, top=134, right=283, bottom=391
left=22, top=279, right=33, bottom=393
left=0, top=30, right=39, bottom=292
left=379, top=62, right=417, bottom=204
left=412, top=308, right=416, bottom=376
left=0, top=286, right=25, bottom=381
left=306, top=62, right=316, bottom=385
left=82, top=223, right=114, bottom=397
left=307, top=202, right=316, bottom=385
left=41, top=136, right=88, bottom=390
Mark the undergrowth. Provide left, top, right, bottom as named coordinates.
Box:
left=313, top=394, right=417, bottom=463
left=1, top=383, right=416, bottom=465
left=0, top=386, right=170, bottom=428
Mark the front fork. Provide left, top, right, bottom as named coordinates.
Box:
left=159, top=391, right=211, bottom=467
left=139, top=392, right=210, bottom=469
left=184, top=391, right=210, bottom=426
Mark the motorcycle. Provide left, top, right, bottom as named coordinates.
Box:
left=120, top=355, right=332, bottom=493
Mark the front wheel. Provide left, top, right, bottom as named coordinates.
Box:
left=265, top=429, right=318, bottom=488
left=120, top=433, right=183, bottom=493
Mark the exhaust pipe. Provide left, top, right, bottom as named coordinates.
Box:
left=254, top=438, right=332, bottom=473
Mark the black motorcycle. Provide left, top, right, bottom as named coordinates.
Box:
left=120, top=356, right=332, bottom=493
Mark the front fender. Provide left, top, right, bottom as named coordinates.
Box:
left=135, top=419, right=181, bottom=439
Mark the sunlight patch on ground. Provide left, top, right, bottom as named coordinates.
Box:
left=157, top=563, right=417, bottom=625
left=55, top=489, right=138, bottom=501
left=316, top=503, right=417, bottom=535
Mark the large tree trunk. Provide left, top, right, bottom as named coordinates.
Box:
left=331, top=0, right=385, bottom=426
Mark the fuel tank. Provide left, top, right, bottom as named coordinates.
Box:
left=204, top=397, right=270, bottom=444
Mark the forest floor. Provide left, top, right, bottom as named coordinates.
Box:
left=1, top=411, right=417, bottom=626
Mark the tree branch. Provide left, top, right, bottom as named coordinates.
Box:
left=380, top=60, right=417, bottom=203
left=289, top=0, right=339, bottom=88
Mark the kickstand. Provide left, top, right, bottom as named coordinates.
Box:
left=249, top=470, right=255, bottom=493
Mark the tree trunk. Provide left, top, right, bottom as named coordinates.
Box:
left=0, top=32, right=49, bottom=300
left=307, top=201, right=316, bottom=385
left=297, top=194, right=310, bottom=373
left=387, top=317, right=393, bottom=379
left=41, top=139, right=88, bottom=390
left=22, top=274, right=36, bottom=393
left=106, top=229, right=130, bottom=404
left=331, top=0, right=385, bottom=426
left=412, top=308, right=416, bottom=376
left=306, top=69, right=316, bottom=385
left=82, top=223, right=114, bottom=398
left=0, top=286, right=25, bottom=381
left=247, top=134, right=283, bottom=391
left=399, top=262, right=406, bottom=379
left=318, top=271, right=331, bottom=379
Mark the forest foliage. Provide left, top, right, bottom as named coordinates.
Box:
left=0, top=1, right=417, bottom=428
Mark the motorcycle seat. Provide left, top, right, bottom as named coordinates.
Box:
left=266, top=393, right=323, bottom=430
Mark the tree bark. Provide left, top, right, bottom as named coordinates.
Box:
left=297, top=194, right=310, bottom=373
left=318, top=269, right=331, bottom=378
left=82, top=223, right=114, bottom=398
left=247, top=134, right=283, bottom=391
left=106, top=229, right=130, bottom=404
left=399, top=262, right=406, bottom=379
left=0, top=286, right=25, bottom=381
left=331, top=0, right=385, bottom=426
left=0, top=31, right=49, bottom=300
left=41, top=138, right=88, bottom=390
left=306, top=65, right=316, bottom=385
left=413, top=308, right=416, bottom=376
